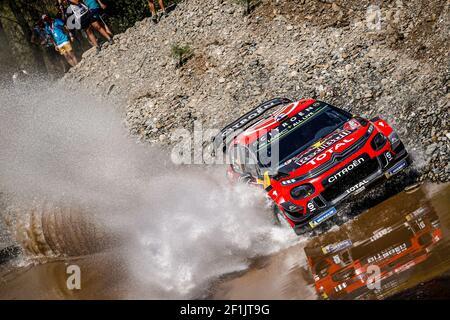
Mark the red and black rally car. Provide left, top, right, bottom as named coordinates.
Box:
left=214, top=98, right=411, bottom=235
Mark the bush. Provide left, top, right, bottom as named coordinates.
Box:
left=171, top=43, right=192, bottom=68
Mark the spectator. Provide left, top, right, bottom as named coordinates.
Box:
left=57, top=0, right=68, bottom=21
left=42, top=15, right=78, bottom=67
left=68, top=0, right=113, bottom=53
left=84, top=0, right=113, bottom=37
left=31, top=20, right=52, bottom=47
left=148, top=0, right=166, bottom=23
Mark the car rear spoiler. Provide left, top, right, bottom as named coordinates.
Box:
left=212, top=97, right=293, bottom=153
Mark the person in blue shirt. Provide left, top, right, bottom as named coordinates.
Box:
left=31, top=20, right=52, bottom=48
left=42, top=14, right=78, bottom=67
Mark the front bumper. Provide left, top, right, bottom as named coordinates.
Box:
left=293, top=145, right=411, bottom=234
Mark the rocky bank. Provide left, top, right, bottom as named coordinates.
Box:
left=64, top=0, right=450, bottom=182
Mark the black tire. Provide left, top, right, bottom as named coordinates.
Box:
left=273, top=207, right=292, bottom=229
left=273, top=205, right=322, bottom=237
left=294, top=225, right=310, bottom=236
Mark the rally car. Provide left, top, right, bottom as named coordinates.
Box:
left=213, top=98, right=411, bottom=235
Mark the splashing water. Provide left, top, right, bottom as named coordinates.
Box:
left=0, top=79, right=299, bottom=298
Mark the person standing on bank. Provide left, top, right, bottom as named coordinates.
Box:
left=84, top=0, right=113, bottom=37
left=68, top=0, right=113, bottom=53
left=148, top=0, right=166, bottom=23
left=42, top=14, right=78, bottom=67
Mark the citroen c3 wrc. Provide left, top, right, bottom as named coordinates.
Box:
left=214, top=98, right=411, bottom=235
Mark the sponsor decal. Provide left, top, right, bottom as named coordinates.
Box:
left=326, top=156, right=366, bottom=185
left=332, top=255, right=341, bottom=264
left=281, top=178, right=299, bottom=186
left=313, top=141, right=323, bottom=148
left=322, top=239, right=353, bottom=254
left=221, top=100, right=286, bottom=138
left=307, top=201, right=317, bottom=213
left=334, top=282, right=348, bottom=292
left=370, top=227, right=393, bottom=242
left=405, top=207, right=426, bottom=221
left=254, top=104, right=324, bottom=150
left=387, top=159, right=407, bottom=176
left=346, top=180, right=369, bottom=195
left=292, top=130, right=354, bottom=167
left=343, top=119, right=362, bottom=131
left=309, top=207, right=337, bottom=228
left=384, top=151, right=393, bottom=163
left=366, top=243, right=408, bottom=264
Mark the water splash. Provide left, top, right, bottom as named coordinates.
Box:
left=0, top=78, right=299, bottom=298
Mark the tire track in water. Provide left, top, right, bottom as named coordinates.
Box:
left=7, top=202, right=115, bottom=262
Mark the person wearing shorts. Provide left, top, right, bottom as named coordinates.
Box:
left=68, top=0, right=113, bottom=53
left=85, top=0, right=113, bottom=36
left=42, top=15, right=78, bottom=67
left=57, top=41, right=73, bottom=55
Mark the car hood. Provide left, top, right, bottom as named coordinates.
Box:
left=277, top=124, right=372, bottom=178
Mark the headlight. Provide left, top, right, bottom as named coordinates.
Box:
left=371, top=133, right=387, bottom=151
left=388, top=131, right=400, bottom=147
left=291, top=184, right=315, bottom=200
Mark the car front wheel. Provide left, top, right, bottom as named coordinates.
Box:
left=273, top=206, right=292, bottom=229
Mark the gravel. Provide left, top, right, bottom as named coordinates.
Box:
left=64, top=0, right=450, bottom=182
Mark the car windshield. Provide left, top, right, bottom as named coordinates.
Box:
left=250, top=105, right=351, bottom=170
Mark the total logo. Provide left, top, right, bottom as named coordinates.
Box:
left=346, top=180, right=369, bottom=195
left=308, top=138, right=355, bottom=166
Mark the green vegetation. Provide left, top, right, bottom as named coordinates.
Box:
left=171, top=43, right=192, bottom=68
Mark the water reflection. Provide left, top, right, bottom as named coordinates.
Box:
left=212, top=184, right=450, bottom=300
left=306, top=186, right=444, bottom=299
left=0, top=184, right=448, bottom=299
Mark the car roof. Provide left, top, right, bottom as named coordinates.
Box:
left=234, top=98, right=318, bottom=146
